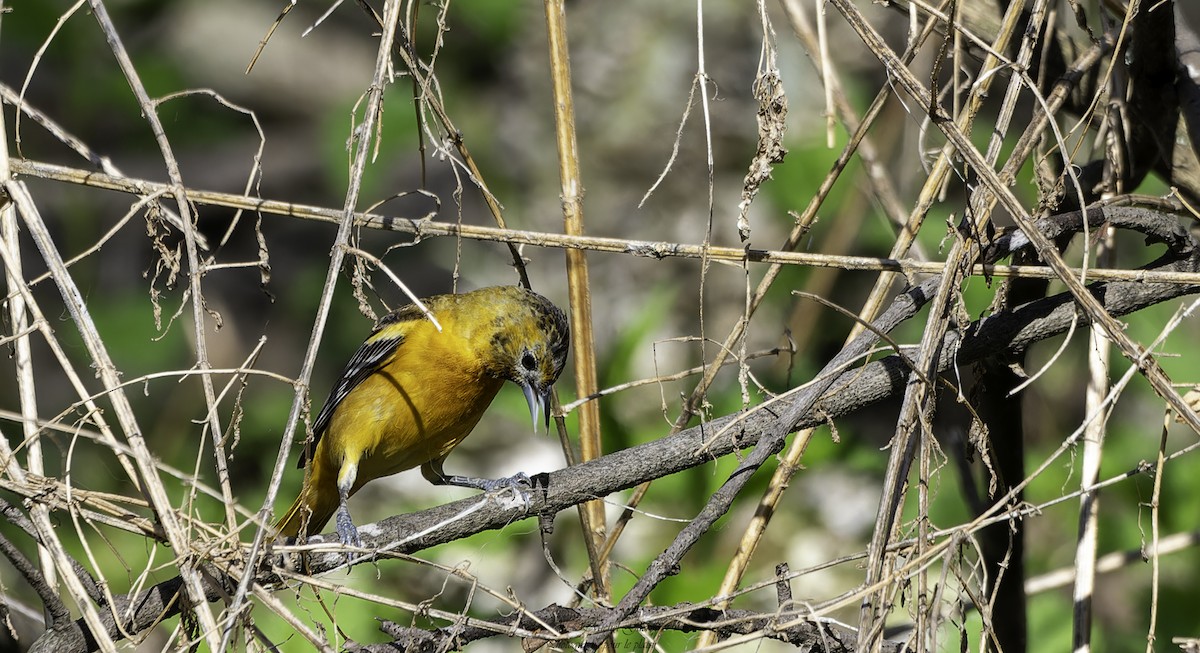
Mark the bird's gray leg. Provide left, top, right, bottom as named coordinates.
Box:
left=421, top=457, right=532, bottom=501
left=334, top=461, right=362, bottom=548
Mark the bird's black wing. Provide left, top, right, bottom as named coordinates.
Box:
left=297, top=306, right=425, bottom=468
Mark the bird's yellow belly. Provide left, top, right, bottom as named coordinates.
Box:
left=319, top=366, right=504, bottom=495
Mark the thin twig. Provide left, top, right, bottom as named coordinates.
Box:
left=11, top=157, right=1200, bottom=284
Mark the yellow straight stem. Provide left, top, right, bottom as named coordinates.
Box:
left=544, top=0, right=610, bottom=601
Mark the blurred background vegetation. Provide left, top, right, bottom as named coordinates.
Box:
left=2, top=1, right=1200, bottom=651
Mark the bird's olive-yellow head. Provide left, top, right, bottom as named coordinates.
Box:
left=482, top=287, right=570, bottom=431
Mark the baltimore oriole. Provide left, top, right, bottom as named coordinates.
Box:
left=276, top=285, right=570, bottom=545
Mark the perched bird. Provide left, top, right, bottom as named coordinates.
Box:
left=277, top=285, right=570, bottom=546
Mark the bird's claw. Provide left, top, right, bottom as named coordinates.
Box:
left=481, top=472, right=533, bottom=510
left=479, top=471, right=531, bottom=492
left=335, top=505, right=362, bottom=549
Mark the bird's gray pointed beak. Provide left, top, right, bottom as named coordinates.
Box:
left=521, top=381, right=552, bottom=432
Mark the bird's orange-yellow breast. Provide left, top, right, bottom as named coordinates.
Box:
left=313, top=309, right=505, bottom=496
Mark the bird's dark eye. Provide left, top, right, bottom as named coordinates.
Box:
left=521, top=352, right=537, bottom=371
